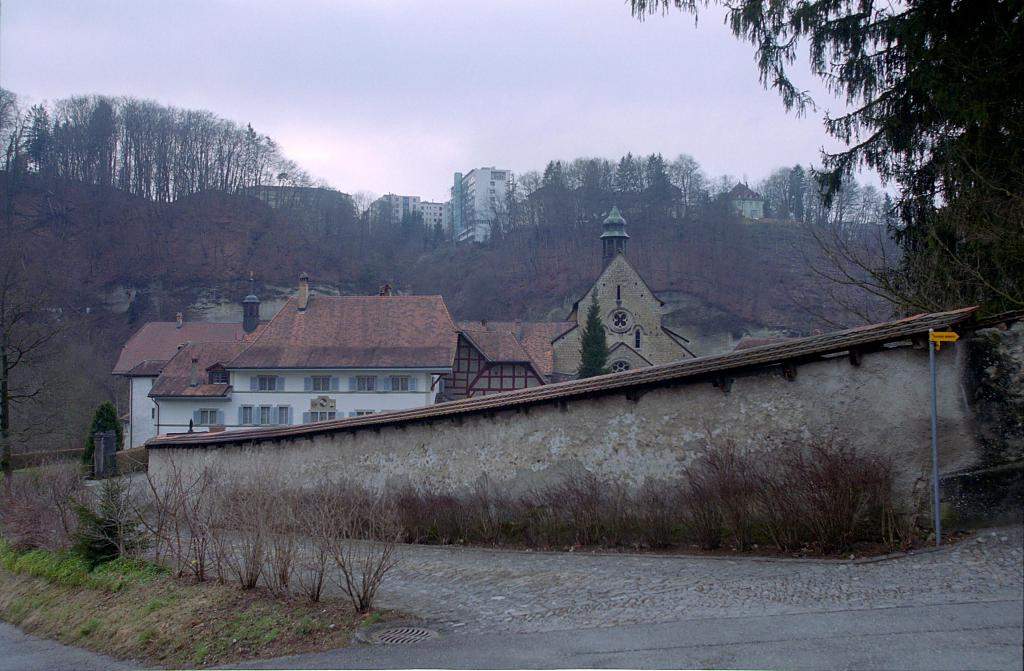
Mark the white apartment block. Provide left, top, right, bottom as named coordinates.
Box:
left=448, top=167, right=512, bottom=242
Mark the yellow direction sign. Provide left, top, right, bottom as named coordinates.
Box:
left=929, top=330, right=959, bottom=350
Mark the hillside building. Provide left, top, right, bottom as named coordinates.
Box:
left=728, top=183, right=765, bottom=220
left=369, top=193, right=421, bottom=226
left=447, top=167, right=511, bottom=242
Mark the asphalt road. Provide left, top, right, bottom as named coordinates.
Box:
left=0, top=621, right=132, bottom=671
left=239, top=599, right=1023, bottom=670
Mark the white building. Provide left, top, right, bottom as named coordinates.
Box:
left=115, top=276, right=460, bottom=443
left=419, top=200, right=446, bottom=229
left=369, top=193, right=421, bottom=226
left=448, top=167, right=511, bottom=242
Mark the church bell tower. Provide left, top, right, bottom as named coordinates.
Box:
left=600, top=206, right=629, bottom=265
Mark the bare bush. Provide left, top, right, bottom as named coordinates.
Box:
left=263, top=488, right=300, bottom=595
left=316, top=484, right=401, bottom=613
left=0, top=460, right=86, bottom=550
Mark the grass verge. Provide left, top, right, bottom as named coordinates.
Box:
left=0, top=541, right=374, bottom=668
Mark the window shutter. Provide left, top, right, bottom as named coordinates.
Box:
left=237, top=407, right=245, bottom=425
left=276, top=376, right=286, bottom=391
left=330, top=376, right=340, bottom=391
left=409, top=376, right=418, bottom=391
left=304, top=377, right=312, bottom=391
left=192, top=409, right=201, bottom=425
left=380, top=376, right=392, bottom=392
left=216, top=410, right=225, bottom=426
left=249, top=376, right=258, bottom=391
left=287, top=407, right=293, bottom=425
left=348, top=376, right=357, bottom=391
left=302, top=412, right=311, bottom=424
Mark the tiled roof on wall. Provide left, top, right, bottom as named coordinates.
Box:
left=150, top=306, right=1003, bottom=449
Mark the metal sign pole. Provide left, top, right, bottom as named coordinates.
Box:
left=929, top=328, right=941, bottom=546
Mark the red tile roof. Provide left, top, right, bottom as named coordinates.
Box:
left=113, top=321, right=260, bottom=375
left=149, top=341, right=250, bottom=398
left=457, top=321, right=575, bottom=377
left=228, top=295, right=459, bottom=370
left=729, top=183, right=762, bottom=200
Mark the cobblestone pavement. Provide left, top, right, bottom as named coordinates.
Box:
left=368, top=526, right=1024, bottom=634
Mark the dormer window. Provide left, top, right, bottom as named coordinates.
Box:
left=209, top=370, right=228, bottom=384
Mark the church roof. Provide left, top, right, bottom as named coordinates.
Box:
left=600, top=205, right=629, bottom=239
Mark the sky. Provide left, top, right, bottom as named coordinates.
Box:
left=3, top=0, right=853, bottom=201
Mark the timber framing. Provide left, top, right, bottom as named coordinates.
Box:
left=148, top=306, right=1014, bottom=450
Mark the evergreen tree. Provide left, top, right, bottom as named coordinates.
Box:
left=577, top=295, right=610, bottom=378
left=82, top=401, right=124, bottom=468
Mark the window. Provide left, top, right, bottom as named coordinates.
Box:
left=635, top=329, right=642, bottom=349
left=197, top=409, right=219, bottom=426
left=259, top=405, right=273, bottom=426
left=352, top=410, right=375, bottom=416
left=277, top=406, right=290, bottom=425
left=257, top=375, right=279, bottom=391
left=611, top=360, right=631, bottom=373
left=390, top=375, right=410, bottom=392
left=356, top=375, right=377, bottom=392
left=151, top=408, right=155, bottom=419
left=311, top=375, right=331, bottom=392
left=240, top=405, right=254, bottom=425
left=616, top=285, right=621, bottom=301
left=309, top=411, right=336, bottom=422
left=209, top=370, right=228, bottom=384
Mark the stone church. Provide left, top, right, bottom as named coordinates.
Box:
left=551, top=207, right=695, bottom=377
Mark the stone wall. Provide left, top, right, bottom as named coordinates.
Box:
left=150, top=339, right=992, bottom=505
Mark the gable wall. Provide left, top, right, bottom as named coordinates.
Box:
left=553, top=255, right=691, bottom=375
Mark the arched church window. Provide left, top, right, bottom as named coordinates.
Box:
left=611, top=360, right=630, bottom=373
left=616, top=285, right=621, bottom=300
left=635, top=329, right=642, bottom=349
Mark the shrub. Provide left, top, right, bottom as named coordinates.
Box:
left=82, top=401, right=124, bottom=469
left=0, top=461, right=86, bottom=551
left=72, top=477, right=148, bottom=567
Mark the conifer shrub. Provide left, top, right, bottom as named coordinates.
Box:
left=82, top=401, right=124, bottom=469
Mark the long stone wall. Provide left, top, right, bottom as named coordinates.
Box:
left=150, top=325, right=1024, bottom=504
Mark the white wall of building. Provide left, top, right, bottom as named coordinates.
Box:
left=152, top=369, right=441, bottom=434
left=128, top=376, right=158, bottom=448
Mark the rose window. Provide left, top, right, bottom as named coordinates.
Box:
left=609, top=309, right=633, bottom=333
left=611, top=360, right=630, bottom=373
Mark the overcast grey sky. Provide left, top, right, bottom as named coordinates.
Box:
left=4, top=0, right=846, bottom=201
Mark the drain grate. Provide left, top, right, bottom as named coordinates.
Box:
left=371, top=626, right=438, bottom=645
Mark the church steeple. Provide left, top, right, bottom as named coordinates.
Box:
left=600, top=206, right=629, bottom=265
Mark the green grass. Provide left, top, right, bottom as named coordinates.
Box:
left=0, top=540, right=164, bottom=592
left=0, top=537, right=384, bottom=668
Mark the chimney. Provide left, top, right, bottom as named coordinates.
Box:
left=514, top=319, right=523, bottom=340
left=297, top=272, right=310, bottom=312
left=175, top=312, right=183, bottom=329
left=189, top=353, right=199, bottom=387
